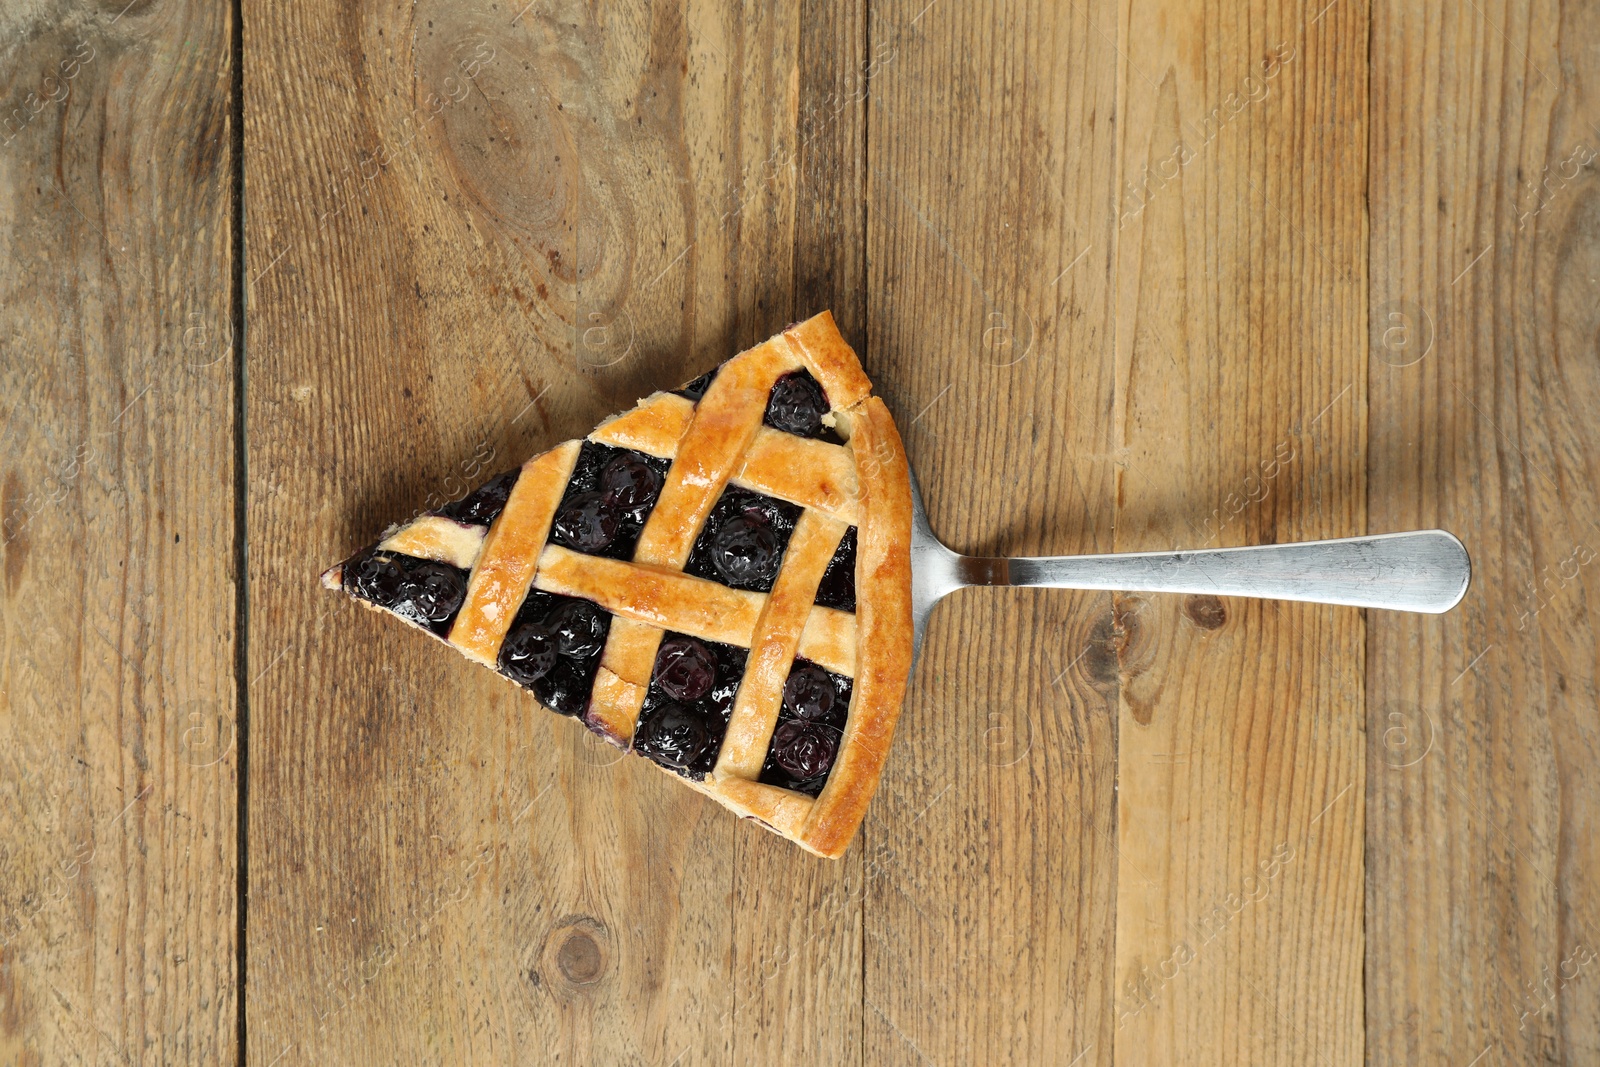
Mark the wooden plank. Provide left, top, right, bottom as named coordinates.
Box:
left=862, top=1, right=1121, bottom=1063
left=728, top=1, right=867, bottom=1064
left=244, top=0, right=859, bottom=1061
left=1366, top=0, right=1600, bottom=1062
left=1110, top=2, right=1367, bottom=1063
left=0, top=2, right=239, bottom=1063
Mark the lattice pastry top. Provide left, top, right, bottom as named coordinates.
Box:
left=320, top=312, right=912, bottom=857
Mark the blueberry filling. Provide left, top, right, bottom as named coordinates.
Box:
left=548, top=442, right=669, bottom=560
left=763, top=368, right=844, bottom=443
left=600, top=453, right=663, bottom=515
left=344, top=549, right=469, bottom=636
left=552, top=491, right=620, bottom=552
left=632, top=633, right=747, bottom=779
left=653, top=636, right=718, bottom=701
left=764, top=369, right=827, bottom=436
left=546, top=600, right=608, bottom=658
left=436, top=468, right=520, bottom=526
left=633, top=702, right=709, bottom=772
left=770, top=720, right=842, bottom=781
left=500, top=624, right=557, bottom=682
left=674, top=367, right=719, bottom=401
left=683, top=487, right=801, bottom=594
left=496, top=591, right=612, bottom=717
left=759, top=658, right=852, bottom=796
left=781, top=664, right=840, bottom=722
left=813, top=526, right=857, bottom=612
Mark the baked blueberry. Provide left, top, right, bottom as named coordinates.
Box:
left=764, top=370, right=829, bottom=437
left=653, top=636, right=717, bottom=701
left=350, top=552, right=407, bottom=605
left=683, top=487, right=800, bottom=593
left=813, top=526, right=857, bottom=612
left=553, top=491, right=621, bottom=552
left=675, top=367, right=718, bottom=401
left=635, top=702, right=712, bottom=771
left=633, top=634, right=745, bottom=778
left=437, top=468, right=519, bottom=526
left=344, top=551, right=469, bottom=634
left=600, top=453, right=662, bottom=518
left=547, top=442, right=668, bottom=560
left=496, top=591, right=612, bottom=713
left=401, top=563, right=468, bottom=625
left=770, top=720, right=841, bottom=781
left=537, top=659, right=594, bottom=718
left=782, top=665, right=836, bottom=721
left=548, top=601, right=607, bottom=658
left=711, top=516, right=781, bottom=586
left=500, top=622, right=557, bottom=684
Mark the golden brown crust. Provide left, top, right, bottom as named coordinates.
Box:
left=705, top=776, right=816, bottom=843
left=633, top=337, right=801, bottom=568
left=792, top=606, right=857, bottom=677
left=583, top=614, right=663, bottom=742
left=783, top=311, right=871, bottom=410
left=715, top=511, right=848, bottom=778
left=732, top=429, right=859, bottom=522
left=799, top=397, right=913, bottom=858
left=592, top=392, right=860, bottom=520
left=534, top=544, right=766, bottom=645
left=377, top=515, right=487, bottom=570
left=322, top=311, right=912, bottom=858
left=589, top=391, right=693, bottom=457
left=447, top=442, right=580, bottom=666
left=587, top=663, right=650, bottom=743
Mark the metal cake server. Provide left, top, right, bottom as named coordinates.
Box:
left=908, top=467, right=1471, bottom=667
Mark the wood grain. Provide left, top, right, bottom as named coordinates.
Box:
left=0, top=0, right=1587, bottom=1061
left=863, top=1, right=1122, bottom=1063
left=0, top=1, right=238, bottom=1063
left=729, top=2, right=867, bottom=1064
left=1110, top=1, right=1368, bottom=1063
left=1366, top=0, right=1600, bottom=1062
left=244, top=0, right=862, bottom=1062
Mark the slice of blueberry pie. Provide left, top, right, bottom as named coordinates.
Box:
left=321, top=312, right=912, bottom=858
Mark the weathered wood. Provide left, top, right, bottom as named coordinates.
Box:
left=244, top=0, right=859, bottom=1061
left=1110, top=2, right=1368, bottom=1063
left=862, top=1, right=1122, bottom=1063
left=59, top=0, right=1586, bottom=1060
left=1366, top=0, right=1600, bottom=1062
left=729, top=2, right=867, bottom=1064
left=0, top=1, right=238, bottom=1062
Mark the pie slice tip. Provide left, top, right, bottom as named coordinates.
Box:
left=323, top=311, right=912, bottom=857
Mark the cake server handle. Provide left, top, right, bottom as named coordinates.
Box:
left=963, top=530, right=1471, bottom=614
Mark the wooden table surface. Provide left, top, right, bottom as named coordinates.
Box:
left=3, top=0, right=1598, bottom=1062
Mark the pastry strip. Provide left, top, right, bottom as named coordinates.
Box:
left=589, top=391, right=695, bottom=455
left=535, top=545, right=766, bottom=647
left=707, top=776, right=815, bottom=840
left=633, top=336, right=802, bottom=567
left=783, top=311, right=871, bottom=410
left=447, top=442, right=580, bottom=666
left=585, top=338, right=803, bottom=742
left=587, top=657, right=652, bottom=743
left=535, top=543, right=856, bottom=677
left=378, top=515, right=487, bottom=571
left=715, top=511, right=848, bottom=779
left=801, top=398, right=913, bottom=857
left=591, top=393, right=859, bottom=522
left=793, top=607, right=857, bottom=677
left=733, top=430, right=858, bottom=522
